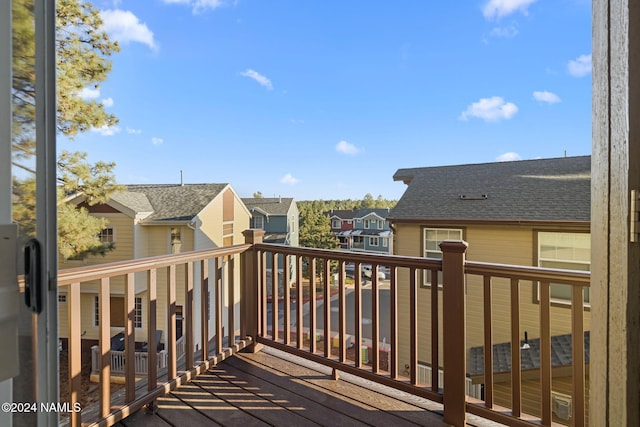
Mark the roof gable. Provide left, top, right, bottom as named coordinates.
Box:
left=122, top=184, right=228, bottom=222
left=390, top=156, right=591, bottom=223
left=242, top=198, right=294, bottom=216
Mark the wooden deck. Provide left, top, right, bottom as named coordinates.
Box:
left=115, top=347, right=503, bottom=427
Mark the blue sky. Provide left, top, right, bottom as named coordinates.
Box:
left=61, top=0, right=592, bottom=201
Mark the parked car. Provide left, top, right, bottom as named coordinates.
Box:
left=362, top=264, right=387, bottom=280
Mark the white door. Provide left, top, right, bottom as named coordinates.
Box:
left=1, top=1, right=59, bottom=426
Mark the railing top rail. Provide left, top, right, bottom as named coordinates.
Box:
left=465, top=260, right=590, bottom=286
left=254, top=243, right=442, bottom=270
left=58, top=243, right=251, bottom=285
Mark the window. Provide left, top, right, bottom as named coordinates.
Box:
left=170, top=227, right=182, bottom=254
left=223, top=222, right=234, bottom=246
left=423, top=228, right=463, bottom=287
left=538, top=232, right=590, bottom=304
left=383, top=238, right=388, bottom=248
left=251, top=216, right=264, bottom=229
left=364, top=219, right=370, bottom=229
left=95, top=296, right=143, bottom=328
left=369, top=236, right=379, bottom=246
left=377, top=220, right=384, bottom=229
left=331, top=219, right=341, bottom=228
left=98, top=227, right=114, bottom=243
left=58, top=294, right=66, bottom=303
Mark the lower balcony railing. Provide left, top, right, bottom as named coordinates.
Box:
left=56, top=229, right=590, bottom=427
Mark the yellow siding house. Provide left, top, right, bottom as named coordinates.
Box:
left=388, top=156, right=591, bottom=423
left=59, top=183, right=251, bottom=354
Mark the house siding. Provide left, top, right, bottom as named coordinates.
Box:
left=394, top=222, right=591, bottom=381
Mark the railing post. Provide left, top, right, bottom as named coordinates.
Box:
left=440, top=240, right=469, bottom=427
left=242, top=229, right=264, bottom=353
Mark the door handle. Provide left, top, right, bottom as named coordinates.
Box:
left=24, top=238, right=43, bottom=314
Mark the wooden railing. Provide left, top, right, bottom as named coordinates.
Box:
left=57, top=230, right=589, bottom=427
left=252, top=236, right=590, bottom=427
left=58, top=242, right=254, bottom=427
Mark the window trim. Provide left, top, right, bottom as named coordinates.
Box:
left=369, top=236, right=379, bottom=246
left=535, top=230, right=591, bottom=307
left=421, top=227, right=464, bottom=288
left=98, top=226, right=115, bottom=243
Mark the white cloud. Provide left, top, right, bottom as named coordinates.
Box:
left=100, top=10, right=157, bottom=50
left=101, top=97, right=114, bottom=107
left=490, top=25, right=519, bottom=38
left=335, top=140, right=361, bottom=155
left=90, top=125, right=121, bottom=136
left=533, top=90, right=561, bottom=104
left=78, top=86, right=100, bottom=100
left=496, top=152, right=522, bottom=162
left=459, top=96, right=518, bottom=122
left=568, top=53, right=592, bottom=77
left=151, top=137, right=164, bottom=145
left=162, top=0, right=224, bottom=14
left=482, top=0, right=537, bottom=20
left=240, top=69, right=273, bottom=90
left=126, top=127, right=142, bottom=134
left=280, top=173, right=299, bottom=185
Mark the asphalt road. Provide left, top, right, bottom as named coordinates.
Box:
left=266, top=286, right=391, bottom=345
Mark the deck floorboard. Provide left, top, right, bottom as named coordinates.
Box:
left=115, top=348, right=474, bottom=427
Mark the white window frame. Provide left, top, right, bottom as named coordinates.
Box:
left=423, top=228, right=463, bottom=288
left=382, top=238, right=388, bottom=248
left=369, top=236, right=379, bottom=246
left=377, top=220, right=383, bottom=229
left=251, top=216, right=264, bottom=229
left=331, top=219, right=341, bottom=228
left=364, top=219, right=370, bottom=229
left=98, top=226, right=115, bottom=243
left=537, top=231, right=590, bottom=305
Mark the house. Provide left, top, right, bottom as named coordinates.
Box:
left=241, top=197, right=299, bottom=247
left=58, top=183, right=251, bottom=352
left=349, top=208, right=393, bottom=255
left=242, top=197, right=300, bottom=288
left=326, top=209, right=356, bottom=249
left=388, top=155, right=591, bottom=421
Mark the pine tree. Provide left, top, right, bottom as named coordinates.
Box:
left=12, top=0, right=123, bottom=258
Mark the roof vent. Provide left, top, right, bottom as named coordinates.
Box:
left=459, top=194, right=488, bottom=200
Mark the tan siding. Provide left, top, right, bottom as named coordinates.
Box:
left=394, top=222, right=592, bottom=399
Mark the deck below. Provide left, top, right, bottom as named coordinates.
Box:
left=115, top=347, right=503, bottom=427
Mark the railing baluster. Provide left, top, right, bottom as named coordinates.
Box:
left=572, top=285, right=586, bottom=426
left=354, top=262, right=362, bottom=368
left=431, top=267, right=439, bottom=392
left=67, top=282, right=82, bottom=427
left=148, top=269, right=158, bottom=392
left=228, top=255, right=236, bottom=348
left=125, top=273, right=136, bottom=403
left=510, top=277, right=521, bottom=417
left=185, top=261, right=195, bottom=370
left=200, top=260, right=209, bottom=361
left=310, top=257, right=317, bottom=354
left=409, top=267, right=417, bottom=385
left=389, top=266, right=398, bottom=379
left=283, top=254, right=291, bottom=345
left=483, top=275, right=493, bottom=408
left=167, top=265, right=177, bottom=379
left=539, top=281, right=552, bottom=425
left=338, top=260, right=347, bottom=363
left=216, top=257, right=223, bottom=354
left=260, top=250, right=267, bottom=337
left=272, top=252, right=279, bottom=342
left=99, top=277, right=111, bottom=419
left=296, top=255, right=303, bottom=349
left=371, top=264, right=379, bottom=374
left=323, top=258, right=331, bottom=358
